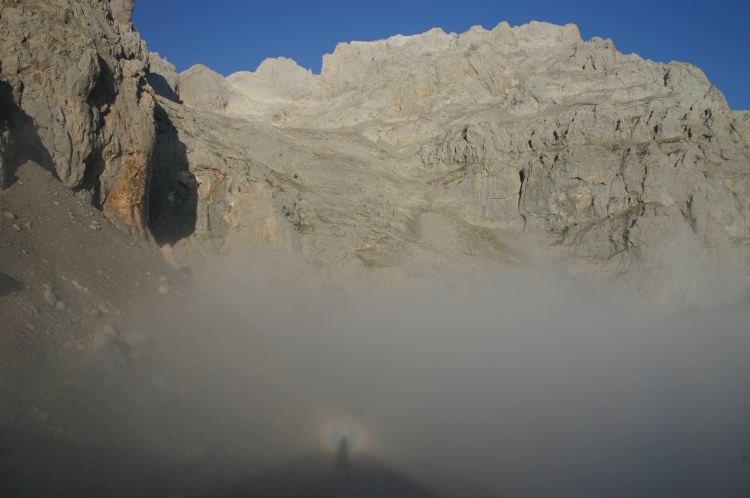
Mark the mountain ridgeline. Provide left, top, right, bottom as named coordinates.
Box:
left=1, top=1, right=749, bottom=302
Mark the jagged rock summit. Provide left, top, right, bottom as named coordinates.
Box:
left=2, top=3, right=749, bottom=308
left=162, top=21, right=750, bottom=306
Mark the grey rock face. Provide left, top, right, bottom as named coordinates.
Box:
left=150, top=99, right=303, bottom=259
left=0, top=0, right=156, bottom=237
left=178, top=65, right=231, bottom=114
left=170, top=22, right=749, bottom=306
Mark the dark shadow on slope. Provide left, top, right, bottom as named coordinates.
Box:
left=0, top=272, right=23, bottom=297
left=0, top=80, right=55, bottom=188
left=215, top=455, right=445, bottom=498
left=146, top=73, right=180, bottom=103
left=0, top=426, right=217, bottom=498
left=0, top=426, right=445, bottom=498
left=148, top=101, right=197, bottom=245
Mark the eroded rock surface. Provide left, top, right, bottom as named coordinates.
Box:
left=0, top=0, right=155, bottom=237
left=171, top=22, right=750, bottom=306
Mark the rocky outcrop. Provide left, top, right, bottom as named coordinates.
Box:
left=177, top=64, right=230, bottom=114
left=0, top=0, right=156, bottom=237
left=150, top=98, right=304, bottom=259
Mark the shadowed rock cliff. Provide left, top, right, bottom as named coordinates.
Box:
left=0, top=0, right=156, bottom=237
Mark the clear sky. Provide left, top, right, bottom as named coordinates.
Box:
left=133, top=1, right=750, bottom=110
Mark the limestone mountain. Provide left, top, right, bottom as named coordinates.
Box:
left=1, top=1, right=749, bottom=308
left=164, top=23, right=750, bottom=307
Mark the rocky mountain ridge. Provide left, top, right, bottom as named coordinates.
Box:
left=165, top=21, right=750, bottom=306
left=1, top=1, right=749, bottom=307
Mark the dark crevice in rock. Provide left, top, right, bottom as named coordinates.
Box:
left=148, top=102, right=197, bottom=246
left=518, top=169, right=527, bottom=230
left=683, top=193, right=698, bottom=233
left=79, top=58, right=117, bottom=206
left=87, top=56, right=116, bottom=110
left=621, top=204, right=645, bottom=251
left=79, top=147, right=105, bottom=206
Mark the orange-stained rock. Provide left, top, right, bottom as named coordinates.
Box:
left=0, top=0, right=157, bottom=239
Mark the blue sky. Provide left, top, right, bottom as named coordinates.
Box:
left=133, top=1, right=750, bottom=109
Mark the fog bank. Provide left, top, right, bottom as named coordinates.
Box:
left=176, top=253, right=750, bottom=498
